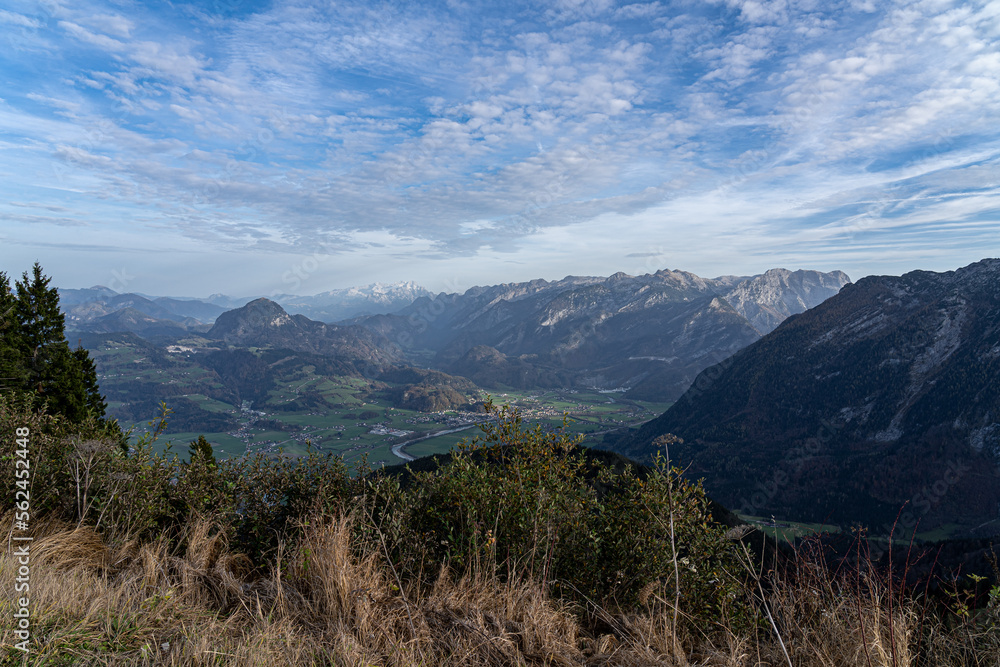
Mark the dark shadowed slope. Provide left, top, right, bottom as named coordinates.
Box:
left=615, top=259, right=1000, bottom=536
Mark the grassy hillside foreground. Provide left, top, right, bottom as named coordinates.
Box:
left=3, top=395, right=1000, bottom=665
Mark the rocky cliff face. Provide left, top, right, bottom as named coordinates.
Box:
left=723, top=269, right=851, bottom=334
left=616, top=258, right=1000, bottom=535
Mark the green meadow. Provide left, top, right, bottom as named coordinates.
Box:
left=105, top=347, right=672, bottom=468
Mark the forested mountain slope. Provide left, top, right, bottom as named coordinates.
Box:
left=615, top=259, right=1000, bottom=535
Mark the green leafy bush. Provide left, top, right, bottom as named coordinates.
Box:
left=221, top=445, right=360, bottom=561
left=366, top=401, right=747, bottom=625
left=0, top=392, right=125, bottom=522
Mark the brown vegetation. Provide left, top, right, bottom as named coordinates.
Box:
left=5, top=511, right=1000, bottom=666
left=3, top=397, right=1000, bottom=665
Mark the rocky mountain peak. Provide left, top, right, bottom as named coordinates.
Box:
left=208, top=298, right=294, bottom=339
left=724, top=269, right=851, bottom=335
left=951, top=257, right=1000, bottom=290
left=206, top=298, right=401, bottom=368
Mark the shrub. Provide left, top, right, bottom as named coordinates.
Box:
left=1, top=395, right=362, bottom=561
left=366, top=401, right=748, bottom=627
left=222, top=446, right=360, bottom=562
left=0, top=392, right=125, bottom=524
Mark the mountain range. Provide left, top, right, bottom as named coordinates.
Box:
left=63, top=268, right=849, bottom=403
left=60, top=281, right=433, bottom=331
left=271, top=282, right=432, bottom=322
left=61, top=291, right=224, bottom=328
left=357, top=268, right=849, bottom=401
left=614, top=258, right=1000, bottom=536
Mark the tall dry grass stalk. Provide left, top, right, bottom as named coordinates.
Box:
left=762, top=549, right=917, bottom=666
left=1, top=512, right=589, bottom=666
left=3, top=511, right=1000, bottom=666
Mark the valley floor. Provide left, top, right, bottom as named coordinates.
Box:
left=122, top=384, right=670, bottom=468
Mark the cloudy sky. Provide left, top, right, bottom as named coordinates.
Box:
left=1, top=0, right=998, bottom=297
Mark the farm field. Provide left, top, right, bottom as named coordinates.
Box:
left=136, top=385, right=670, bottom=468
left=737, top=515, right=842, bottom=544
left=84, top=334, right=671, bottom=469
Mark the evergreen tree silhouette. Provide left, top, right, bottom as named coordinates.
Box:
left=188, top=435, right=217, bottom=467
left=0, top=262, right=108, bottom=423
left=0, top=271, right=24, bottom=391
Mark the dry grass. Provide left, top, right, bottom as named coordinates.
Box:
left=2, top=513, right=999, bottom=666
left=763, top=551, right=916, bottom=666
left=1, top=512, right=588, bottom=666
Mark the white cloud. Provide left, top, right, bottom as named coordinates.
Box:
left=0, top=0, right=997, bottom=293
left=76, top=13, right=134, bottom=38
left=25, top=93, right=80, bottom=113
left=0, top=9, right=41, bottom=28
left=58, top=20, right=125, bottom=50
left=724, top=0, right=791, bottom=25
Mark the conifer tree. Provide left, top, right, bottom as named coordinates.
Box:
left=16, top=262, right=66, bottom=355
left=73, top=345, right=108, bottom=418
left=15, top=262, right=74, bottom=415
left=0, top=271, right=25, bottom=391
left=1, top=262, right=109, bottom=423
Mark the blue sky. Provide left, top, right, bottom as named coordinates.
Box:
left=1, top=0, right=998, bottom=297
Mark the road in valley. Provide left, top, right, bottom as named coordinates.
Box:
left=390, top=424, right=481, bottom=461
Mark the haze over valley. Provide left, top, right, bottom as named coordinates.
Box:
left=54, top=257, right=1000, bottom=544
left=65, top=265, right=846, bottom=467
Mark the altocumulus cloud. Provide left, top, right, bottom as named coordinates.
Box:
left=0, top=0, right=998, bottom=294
